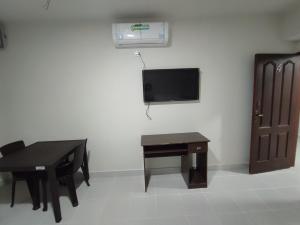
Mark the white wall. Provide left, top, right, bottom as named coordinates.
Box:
left=0, top=67, right=7, bottom=147
left=296, top=42, right=300, bottom=51
left=283, top=5, right=300, bottom=41
left=0, top=16, right=294, bottom=172
left=0, top=77, right=3, bottom=145
left=0, top=53, right=8, bottom=184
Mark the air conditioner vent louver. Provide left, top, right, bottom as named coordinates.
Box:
left=112, top=22, right=169, bottom=48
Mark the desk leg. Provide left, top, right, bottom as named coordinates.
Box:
left=26, top=177, right=40, bottom=210
left=181, top=151, right=208, bottom=189
left=196, top=152, right=207, bottom=187
left=48, top=167, right=62, bottom=223
left=181, top=153, right=192, bottom=188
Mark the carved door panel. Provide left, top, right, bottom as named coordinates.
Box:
left=250, top=54, right=300, bottom=174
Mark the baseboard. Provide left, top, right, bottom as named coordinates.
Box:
left=90, top=163, right=249, bottom=178
left=0, top=164, right=249, bottom=185
left=90, top=168, right=181, bottom=178
left=208, top=163, right=248, bottom=171
left=90, top=169, right=144, bottom=177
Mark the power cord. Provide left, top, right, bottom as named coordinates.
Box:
left=146, top=102, right=152, bottom=120
left=135, top=51, right=153, bottom=120
left=135, top=51, right=152, bottom=120
left=135, top=51, right=146, bottom=70
left=43, top=0, right=52, bottom=10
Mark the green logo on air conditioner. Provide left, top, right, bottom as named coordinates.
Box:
left=130, top=24, right=150, bottom=31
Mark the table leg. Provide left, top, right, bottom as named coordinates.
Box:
left=48, top=167, right=62, bottom=223
left=26, top=178, right=40, bottom=210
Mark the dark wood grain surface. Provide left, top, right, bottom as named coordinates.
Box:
left=141, top=132, right=209, bottom=146
left=0, top=140, right=83, bottom=171
left=249, top=53, right=300, bottom=174
left=0, top=139, right=86, bottom=223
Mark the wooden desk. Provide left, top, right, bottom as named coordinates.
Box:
left=141, top=132, right=209, bottom=192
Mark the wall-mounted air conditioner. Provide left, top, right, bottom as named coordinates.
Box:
left=112, top=22, right=169, bottom=48
left=0, top=25, right=7, bottom=49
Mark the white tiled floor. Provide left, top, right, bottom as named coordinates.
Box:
left=0, top=140, right=300, bottom=225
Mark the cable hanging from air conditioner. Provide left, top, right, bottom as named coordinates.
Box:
left=146, top=102, right=152, bottom=120
left=135, top=51, right=151, bottom=120
left=43, top=0, right=52, bottom=10
left=135, top=50, right=146, bottom=70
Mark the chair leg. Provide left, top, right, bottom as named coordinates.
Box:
left=42, top=178, right=48, bottom=211
left=82, top=149, right=90, bottom=186
left=65, top=176, right=78, bottom=207
left=81, top=165, right=90, bottom=186
left=10, top=178, right=16, bottom=208
left=26, top=178, right=40, bottom=210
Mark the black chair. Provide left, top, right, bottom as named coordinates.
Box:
left=81, top=143, right=90, bottom=186
left=63, top=140, right=90, bottom=186
left=0, top=141, right=39, bottom=208
left=42, top=139, right=87, bottom=211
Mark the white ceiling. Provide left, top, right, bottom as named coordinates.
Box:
left=0, top=0, right=299, bottom=22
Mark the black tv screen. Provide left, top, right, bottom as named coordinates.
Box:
left=142, top=68, right=199, bottom=102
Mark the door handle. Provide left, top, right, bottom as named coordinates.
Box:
left=256, top=113, right=264, bottom=117
left=255, top=109, right=263, bottom=118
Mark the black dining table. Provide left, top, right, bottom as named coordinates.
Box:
left=0, top=140, right=88, bottom=223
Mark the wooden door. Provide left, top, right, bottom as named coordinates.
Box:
left=249, top=54, right=300, bottom=174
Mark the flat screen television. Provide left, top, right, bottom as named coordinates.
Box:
left=142, top=68, right=199, bottom=102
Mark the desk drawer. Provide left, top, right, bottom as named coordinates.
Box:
left=188, top=142, right=207, bottom=153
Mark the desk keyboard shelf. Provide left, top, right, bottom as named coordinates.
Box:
left=144, top=144, right=188, bottom=158
left=144, top=149, right=187, bottom=158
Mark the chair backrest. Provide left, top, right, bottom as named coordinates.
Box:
left=72, top=139, right=87, bottom=173
left=0, top=141, right=25, bottom=157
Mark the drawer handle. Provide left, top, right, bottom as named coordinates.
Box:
left=196, top=146, right=202, bottom=150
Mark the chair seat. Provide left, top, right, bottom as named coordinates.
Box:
left=56, top=162, right=74, bottom=178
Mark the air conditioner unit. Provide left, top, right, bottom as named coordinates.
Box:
left=0, top=25, right=7, bottom=49
left=112, top=22, right=169, bottom=48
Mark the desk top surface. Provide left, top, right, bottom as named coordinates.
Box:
left=0, top=140, right=84, bottom=171
left=141, top=132, right=209, bottom=146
